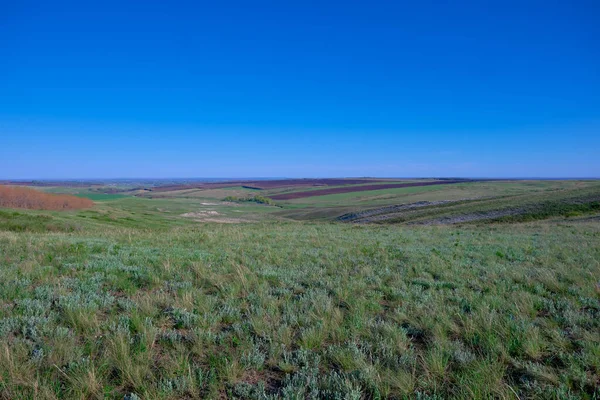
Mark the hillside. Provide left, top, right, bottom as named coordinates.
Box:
left=0, top=180, right=598, bottom=398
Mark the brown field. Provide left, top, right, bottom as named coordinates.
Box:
left=269, top=180, right=471, bottom=200
left=0, top=185, right=94, bottom=210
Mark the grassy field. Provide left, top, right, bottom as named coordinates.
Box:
left=0, top=180, right=599, bottom=399
left=276, top=181, right=595, bottom=207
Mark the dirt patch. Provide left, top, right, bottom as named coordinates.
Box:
left=200, top=218, right=249, bottom=223
left=181, top=211, right=220, bottom=217
left=270, top=180, right=472, bottom=200
left=180, top=211, right=251, bottom=223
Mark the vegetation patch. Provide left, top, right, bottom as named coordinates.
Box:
left=0, top=210, right=81, bottom=232
left=224, top=195, right=276, bottom=205
left=1, top=180, right=600, bottom=398
left=0, top=185, right=94, bottom=210
left=73, top=193, right=127, bottom=201
left=0, top=221, right=599, bottom=398
left=492, top=199, right=600, bottom=223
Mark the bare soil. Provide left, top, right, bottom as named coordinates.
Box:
left=180, top=211, right=251, bottom=223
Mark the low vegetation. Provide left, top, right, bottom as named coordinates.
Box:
left=0, top=185, right=94, bottom=210
left=0, top=211, right=83, bottom=233
left=334, top=184, right=600, bottom=225
left=0, top=180, right=599, bottom=399
left=224, top=194, right=276, bottom=205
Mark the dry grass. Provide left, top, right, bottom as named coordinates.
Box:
left=0, top=185, right=93, bottom=210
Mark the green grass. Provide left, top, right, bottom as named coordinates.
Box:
left=272, top=181, right=600, bottom=222
left=0, top=181, right=599, bottom=399
left=74, top=193, right=128, bottom=201
left=374, top=184, right=600, bottom=225
left=38, top=187, right=129, bottom=201
left=279, top=180, right=587, bottom=207
left=0, top=210, right=83, bottom=233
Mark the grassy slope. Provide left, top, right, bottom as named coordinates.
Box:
left=0, top=181, right=599, bottom=399
left=277, top=181, right=584, bottom=206
left=41, top=187, right=130, bottom=200
left=274, top=181, right=600, bottom=221
left=356, top=184, right=600, bottom=225
left=0, top=193, right=282, bottom=233
left=0, top=208, right=599, bottom=399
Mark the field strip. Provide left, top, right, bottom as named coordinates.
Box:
left=270, top=180, right=472, bottom=200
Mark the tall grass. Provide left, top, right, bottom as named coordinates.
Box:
left=0, top=185, right=93, bottom=210
left=0, top=217, right=598, bottom=398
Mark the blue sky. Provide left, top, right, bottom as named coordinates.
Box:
left=1, top=0, right=599, bottom=178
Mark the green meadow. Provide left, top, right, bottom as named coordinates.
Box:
left=0, top=180, right=599, bottom=399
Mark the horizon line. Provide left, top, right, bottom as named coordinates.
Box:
left=2, top=177, right=600, bottom=181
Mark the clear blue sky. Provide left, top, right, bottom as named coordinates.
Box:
left=1, top=0, right=599, bottom=178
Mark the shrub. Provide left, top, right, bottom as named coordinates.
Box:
left=0, top=185, right=94, bottom=210
left=223, top=195, right=275, bottom=205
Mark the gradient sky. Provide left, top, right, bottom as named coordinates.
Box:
left=1, top=0, right=599, bottom=178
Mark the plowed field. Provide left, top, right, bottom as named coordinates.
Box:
left=270, top=180, right=470, bottom=200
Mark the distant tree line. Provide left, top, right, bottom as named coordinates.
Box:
left=0, top=186, right=94, bottom=210
left=223, top=194, right=275, bottom=205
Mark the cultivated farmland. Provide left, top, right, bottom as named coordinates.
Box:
left=269, top=180, right=470, bottom=200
